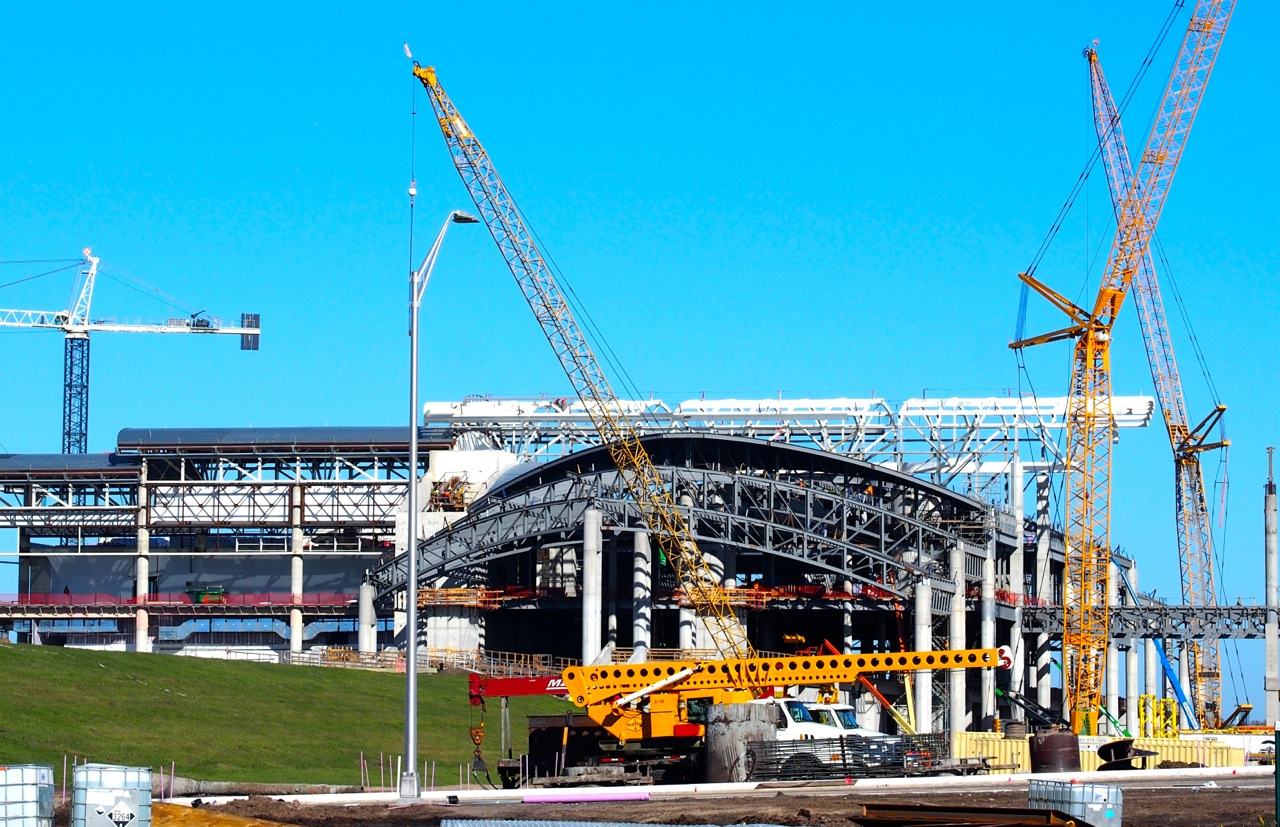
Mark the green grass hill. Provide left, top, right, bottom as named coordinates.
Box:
left=0, top=643, right=570, bottom=785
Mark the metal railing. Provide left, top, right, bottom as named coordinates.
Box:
left=0, top=592, right=355, bottom=607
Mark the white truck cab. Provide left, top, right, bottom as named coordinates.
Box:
left=804, top=702, right=887, bottom=738
left=747, top=697, right=844, bottom=741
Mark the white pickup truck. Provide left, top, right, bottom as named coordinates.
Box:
left=804, top=702, right=888, bottom=738
left=747, top=697, right=845, bottom=741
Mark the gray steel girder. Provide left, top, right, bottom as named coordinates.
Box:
left=1022, top=605, right=1267, bottom=639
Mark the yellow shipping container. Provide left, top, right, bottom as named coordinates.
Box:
left=952, top=732, right=1244, bottom=773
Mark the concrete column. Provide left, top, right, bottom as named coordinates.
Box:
left=1125, top=563, right=1141, bottom=734
left=949, top=542, right=967, bottom=734
left=1265, top=453, right=1278, bottom=725
left=1033, top=471, right=1054, bottom=710
left=1009, top=456, right=1027, bottom=713
left=134, top=530, right=151, bottom=654
left=606, top=538, right=618, bottom=651
left=290, top=484, right=305, bottom=655
left=358, top=582, right=377, bottom=653
left=135, top=531, right=150, bottom=601
left=1125, top=644, right=1139, bottom=734
left=913, top=576, right=933, bottom=733
left=582, top=507, right=603, bottom=666
left=1178, top=652, right=1192, bottom=729
left=134, top=464, right=151, bottom=653
left=679, top=607, right=697, bottom=651
left=632, top=530, right=652, bottom=660
left=981, top=538, right=996, bottom=726
left=135, top=608, right=148, bottom=653
left=290, top=551, right=304, bottom=655
left=1106, top=559, right=1120, bottom=734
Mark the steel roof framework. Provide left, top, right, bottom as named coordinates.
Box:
left=425, top=395, right=1154, bottom=504
left=368, top=433, right=992, bottom=610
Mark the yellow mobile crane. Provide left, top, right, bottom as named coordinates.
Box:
left=1085, top=46, right=1229, bottom=729
left=1011, top=1, right=1234, bottom=733
left=561, top=648, right=1004, bottom=743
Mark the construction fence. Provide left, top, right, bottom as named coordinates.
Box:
left=952, top=732, right=1245, bottom=771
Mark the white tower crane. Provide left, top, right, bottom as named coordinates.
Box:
left=0, top=248, right=260, bottom=453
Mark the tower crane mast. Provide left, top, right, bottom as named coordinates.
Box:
left=1011, top=0, right=1234, bottom=733
left=1085, top=46, right=1228, bottom=729
left=413, top=64, right=753, bottom=662
left=0, top=249, right=261, bottom=453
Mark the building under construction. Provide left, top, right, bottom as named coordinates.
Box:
left=1, top=0, right=1265, bottom=744
left=7, top=392, right=1261, bottom=737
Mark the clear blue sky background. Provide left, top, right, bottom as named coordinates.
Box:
left=1, top=3, right=1276, bottom=710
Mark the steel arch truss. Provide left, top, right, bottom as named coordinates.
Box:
left=369, top=433, right=990, bottom=606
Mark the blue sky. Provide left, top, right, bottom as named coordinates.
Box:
left=1, top=3, right=1277, bottom=708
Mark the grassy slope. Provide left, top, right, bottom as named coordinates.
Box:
left=0, top=644, right=570, bottom=785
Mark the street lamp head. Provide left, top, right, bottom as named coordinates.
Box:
left=451, top=211, right=481, bottom=224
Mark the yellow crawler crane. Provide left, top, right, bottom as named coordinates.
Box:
left=1011, top=0, right=1234, bottom=733
left=1084, top=45, right=1229, bottom=729
left=414, top=64, right=753, bottom=662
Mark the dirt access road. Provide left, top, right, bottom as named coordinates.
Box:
left=199, top=774, right=1278, bottom=827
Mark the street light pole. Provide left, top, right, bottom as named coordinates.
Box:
left=400, top=208, right=479, bottom=801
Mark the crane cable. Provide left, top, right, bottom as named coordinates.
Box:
left=96, top=268, right=204, bottom=319
left=499, top=184, right=663, bottom=428
left=1150, top=235, right=1222, bottom=404
left=1012, top=0, right=1190, bottom=538
left=0, top=262, right=81, bottom=291
left=1014, top=0, right=1185, bottom=347
left=1211, top=445, right=1245, bottom=708
left=1018, top=1, right=1186, bottom=284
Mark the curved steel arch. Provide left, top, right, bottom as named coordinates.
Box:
left=369, top=433, right=992, bottom=607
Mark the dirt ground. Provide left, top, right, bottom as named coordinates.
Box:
left=192, top=780, right=1278, bottom=827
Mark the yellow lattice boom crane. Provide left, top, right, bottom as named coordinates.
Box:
left=1011, top=0, right=1234, bottom=734
left=413, top=63, right=753, bottom=663
left=1085, top=45, right=1229, bottom=729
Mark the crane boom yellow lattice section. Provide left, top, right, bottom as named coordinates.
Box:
left=414, top=64, right=754, bottom=663
left=1086, top=46, right=1229, bottom=728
